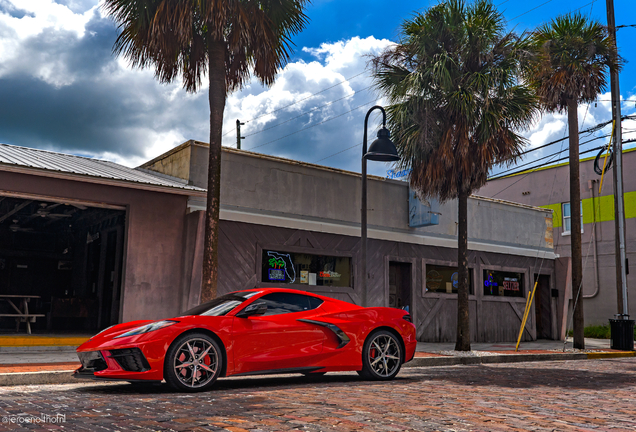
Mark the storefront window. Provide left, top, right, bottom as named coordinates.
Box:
left=425, top=264, right=473, bottom=294
left=483, top=270, right=524, bottom=297
left=261, top=250, right=351, bottom=287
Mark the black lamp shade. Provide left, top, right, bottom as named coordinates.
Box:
left=365, top=126, right=399, bottom=161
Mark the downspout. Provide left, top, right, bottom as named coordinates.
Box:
left=583, top=179, right=600, bottom=299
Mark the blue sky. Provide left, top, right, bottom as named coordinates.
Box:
left=0, top=0, right=634, bottom=178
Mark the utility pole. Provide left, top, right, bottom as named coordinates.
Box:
left=606, top=0, right=629, bottom=319
left=236, top=119, right=245, bottom=149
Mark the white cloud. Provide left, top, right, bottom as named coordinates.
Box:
left=1, top=1, right=632, bottom=181
left=491, top=91, right=636, bottom=176
left=221, top=36, right=394, bottom=175
left=0, top=0, right=95, bottom=39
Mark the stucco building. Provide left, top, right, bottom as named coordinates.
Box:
left=142, top=140, right=558, bottom=342
left=0, top=140, right=557, bottom=342
left=479, top=147, right=636, bottom=332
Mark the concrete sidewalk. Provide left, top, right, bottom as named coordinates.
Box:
left=408, top=338, right=635, bottom=367
left=0, top=338, right=633, bottom=386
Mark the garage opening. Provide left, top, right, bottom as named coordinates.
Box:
left=0, top=196, right=125, bottom=334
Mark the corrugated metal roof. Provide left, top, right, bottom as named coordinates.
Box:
left=0, top=143, right=206, bottom=193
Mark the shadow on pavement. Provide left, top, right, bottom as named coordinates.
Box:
left=73, top=372, right=417, bottom=395
left=418, top=362, right=636, bottom=390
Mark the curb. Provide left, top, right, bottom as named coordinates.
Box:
left=587, top=351, right=636, bottom=359
left=1, top=352, right=634, bottom=386
left=0, top=370, right=77, bottom=386
left=403, top=351, right=635, bottom=368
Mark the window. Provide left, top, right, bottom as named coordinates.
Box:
left=483, top=270, right=524, bottom=298
left=562, top=202, right=583, bottom=235
left=256, top=292, right=324, bottom=316
left=180, top=291, right=261, bottom=316
left=425, top=264, right=474, bottom=294
left=261, top=250, right=351, bottom=287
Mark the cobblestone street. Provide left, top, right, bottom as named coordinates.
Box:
left=1, top=358, right=635, bottom=431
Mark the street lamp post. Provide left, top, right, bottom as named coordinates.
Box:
left=360, top=105, right=400, bottom=307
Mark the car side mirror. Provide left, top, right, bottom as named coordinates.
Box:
left=236, top=302, right=267, bottom=318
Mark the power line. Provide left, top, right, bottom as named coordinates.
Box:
left=509, top=0, right=554, bottom=21
left=223, top=70, right=370, bottom=138
left=314, top=142, right=362, bottom=163
left=312, top=123, right=382, bottom=164
left=490, top=129, right=636, bottom=179
left=571, top=0, right=599, bottom=14
left=491, top=135, right=608, bottom=180
left=246, top=99, right=377, bottom=151
left=248, top=70, right=368, bottom=123
left=493, top=113, right=636, bottom=168
left=243, top=85, right=373, bottom=138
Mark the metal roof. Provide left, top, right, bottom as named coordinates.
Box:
left=0, top=143, right=206, bottom=193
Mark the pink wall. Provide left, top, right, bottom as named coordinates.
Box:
left=0, top=170, right=189, bottom=322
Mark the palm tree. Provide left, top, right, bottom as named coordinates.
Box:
left=525, top=14, right=618, bottom=349
left=102, top=0, right=309, bottom=302
left=372, top=0, right=537, bottom=351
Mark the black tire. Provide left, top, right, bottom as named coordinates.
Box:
left=164, top=332, right=222, bottom=392
left=359, top=330, right=403, bottom=381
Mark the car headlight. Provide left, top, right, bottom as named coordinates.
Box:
left=113, top=320, right=178, bottom=339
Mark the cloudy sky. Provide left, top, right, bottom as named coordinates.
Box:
left=0, top=0, right=635, bottom=178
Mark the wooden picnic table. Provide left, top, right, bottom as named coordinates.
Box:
left=0, top=295, right=44, bottom=334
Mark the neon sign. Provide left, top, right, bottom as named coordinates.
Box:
left=484, top=273, right=498, bottom=295
left=503, top=278, right=520, bottom=291
left=266, top=251, right=296, bottom=283
left=319, top=270, right=341, bottom=279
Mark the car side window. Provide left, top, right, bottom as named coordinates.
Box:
left=258, top=293, right=324, bottom=316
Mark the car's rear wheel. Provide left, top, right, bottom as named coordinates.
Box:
left=359, top=330, right=402, bottom=380
left=164, top=332, right=222, bottom=392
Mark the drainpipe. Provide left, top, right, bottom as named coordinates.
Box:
left=584, top=179, right=600, bottom=299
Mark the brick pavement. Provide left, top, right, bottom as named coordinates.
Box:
left=0, top=358, right=635, bottom=431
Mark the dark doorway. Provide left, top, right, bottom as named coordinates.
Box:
left=0, top=196, right=125, bottom=333
left=388, top=262, right=412, bottom=310
left=534, top=274, right=553, bottom=339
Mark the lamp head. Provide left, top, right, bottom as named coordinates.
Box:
left=365, top=126, right=399, bottom=161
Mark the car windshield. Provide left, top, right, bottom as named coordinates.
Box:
left=180, top=291, right=262, bottom=317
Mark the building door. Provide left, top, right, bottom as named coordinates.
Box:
left=388, top=262, right=412, bottom=310
left=534, top=274, right=552, bottom=339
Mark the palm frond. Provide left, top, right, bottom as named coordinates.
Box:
left=371, top=0, right=538, bottom=202
left=102, top=0, right=310, bottom=93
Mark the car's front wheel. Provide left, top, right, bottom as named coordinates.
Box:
left=164, top=332, right=222, bottom=392
left=358, top=330, right=403, bottom=380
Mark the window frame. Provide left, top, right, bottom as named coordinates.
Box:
left=561, top=202, right=584, bottom=236
left=478, top=264, right=529, bottom=303
left=482, top=268, right=526, bottom=299
left=256, top=244, right=354, bottom=290
left=422, top=259, right=476, bottom=297
left=245, top=292, right=324, bottom=316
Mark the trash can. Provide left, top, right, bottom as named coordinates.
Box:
left=609, top=316, right=635, bottom=351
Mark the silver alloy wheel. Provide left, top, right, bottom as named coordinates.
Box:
left=367, top=334, right=401, bottom=377
left=173, top=338, right=218, bottom=389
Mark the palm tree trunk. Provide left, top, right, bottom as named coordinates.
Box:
left=455, top=188, right=471, bottom=351
left=201, top=41, right=227, bottom=303
left=567, top=98, right=585, bottom=349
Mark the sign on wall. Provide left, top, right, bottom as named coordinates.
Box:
left=408, top=187, right=440, bottom=227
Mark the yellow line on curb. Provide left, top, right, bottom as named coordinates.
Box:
left=0, top=336, right=89, bottom=347
left=587, top=351, right=636, bottom=359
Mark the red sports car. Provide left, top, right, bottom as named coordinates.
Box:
left=75, top=288, right=417, bottom=391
